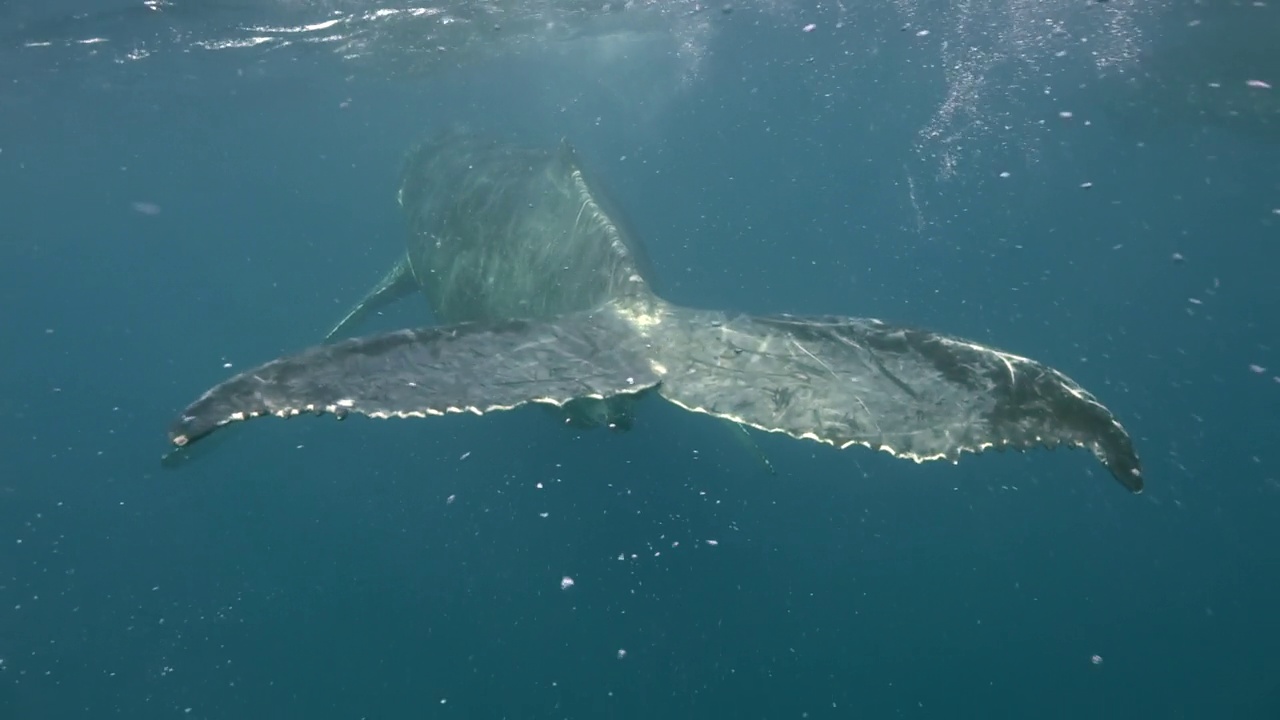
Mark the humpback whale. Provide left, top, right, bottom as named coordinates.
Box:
left=322, top=130, right=656, bottom=432
left=167, top=131, right=1144, bottom=493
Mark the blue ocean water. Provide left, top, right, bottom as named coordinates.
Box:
left=1, top=1, right=1277, bottom=718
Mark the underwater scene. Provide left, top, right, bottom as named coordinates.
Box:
left=1, top=0, right=1277, bottom=717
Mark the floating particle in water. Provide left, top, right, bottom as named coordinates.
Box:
left=131, top=201, right=161, bottom=215
left=560, top=576, right=575, bottom=590
left=1246, top=79, right=1272, bottom=89
left=1249, top=364, right=1267, bottom=374
left=1080, top=182, right=1094, bottom=189
left=802, top=23, right=817, bottom=32
left=1091, top=654, right=1104, bottom=665
left=617, top=649, right=627, bottom=659
left=1171, top=252, right=1185, bottom=263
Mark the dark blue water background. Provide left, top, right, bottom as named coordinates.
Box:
left=1, top=1, right=1278, bottom=718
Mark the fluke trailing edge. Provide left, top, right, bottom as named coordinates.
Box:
left=168, top=130, right=1143, bottom=493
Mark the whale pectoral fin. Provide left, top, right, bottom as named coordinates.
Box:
left=556, top=137, right=578, bottom=166
left=325, top=254, right=419, bottom=341
left=168, top=311, right=661, bottom=451
left=653, top=312, right=1143, bottom=493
